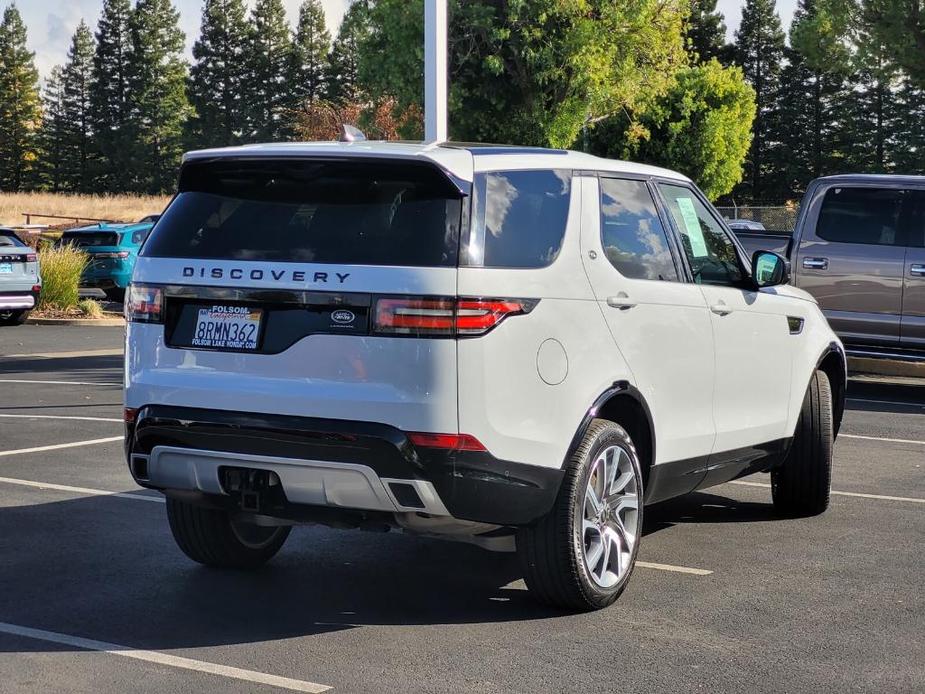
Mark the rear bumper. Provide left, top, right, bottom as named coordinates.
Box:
left=0, top=289, right=39, bottom=310
left=81, top=272, right=131, bottom=290
left=126, top=405, right=563, bottom=526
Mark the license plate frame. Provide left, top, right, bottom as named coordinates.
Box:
left=189, top=305, right=264, bottom=352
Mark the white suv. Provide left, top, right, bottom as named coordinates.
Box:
left=124, top=142, right=845, bottom=611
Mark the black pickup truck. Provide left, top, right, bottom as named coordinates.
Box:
left=731, top=174, right=925, bottom=362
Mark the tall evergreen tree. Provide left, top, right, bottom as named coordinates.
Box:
left=126, top=0, right=191, bottom=193
left=325, top=0, right=369, bottom=106
left=686, top=0, right=729, bottom=64
left=244, top=0, right=291, bottom=140
left=288, top=0, right=331, bottom=118
left=0, top=3, right=42, bottom=191
left=890, top=76, right=925, bottom=173
left=38, top=66, right=68, bottom=192
left=188, top=0, right=252, bottom=147
left=733, top=0, right=785, bottom=200
left=61, top=21, right=96, bottom=192
left=91, top=0, right=134, bottom=191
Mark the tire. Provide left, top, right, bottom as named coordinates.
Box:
left=166, top=497, right=291, bottom=569
left=0, top=310, right=27, bottom=326
left=517, top=419, right=644, bottom=611
left=772, top=369, right=833, bottom=517
left=104, top=288, right=125, bottom=304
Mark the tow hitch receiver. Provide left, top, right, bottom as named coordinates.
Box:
left=219, top=467, right=283, bottom=513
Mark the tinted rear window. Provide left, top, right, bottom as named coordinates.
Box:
left=816, top=187, right=919, bottom=247
left=142, top=159, right=464, bottom=266
left=61, top=232, right=120, bottom=248
left=0, top=232, right=25, bottom=247
left=465, top=169, right=571, bottom=268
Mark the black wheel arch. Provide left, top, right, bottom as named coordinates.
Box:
left=565, top=381, right=655, bottom=488
left=816, top=341, right=846, bottom=436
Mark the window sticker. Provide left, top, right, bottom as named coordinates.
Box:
left=676, top=197, right=709, bottom=258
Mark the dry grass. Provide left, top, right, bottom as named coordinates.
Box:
left=0, top=192, right=170, bottom=227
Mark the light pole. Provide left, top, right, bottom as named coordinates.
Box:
left=424, top=0, right=448, bottom=143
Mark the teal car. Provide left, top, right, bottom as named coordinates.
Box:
left=59, top=221, right=155, bottom=303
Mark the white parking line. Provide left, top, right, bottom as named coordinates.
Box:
left=0, top=379, right=121, bottom=387
left=5, top=348, right=123, bottom=359
left=728, top=480, right=925, bottom=504
left=0, top=622, right=331, bottom=693
left=841, top=433, right=925, bottom=446
left=636, top=561, right=712, bottom=576
left=0, top=414, right=122, bottom=423
left=0, top=436, right=123, bottom=457
left=0, top=477, right=163, bottom=503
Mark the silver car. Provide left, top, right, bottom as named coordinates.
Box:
left=0, top=228, right=40, bottom=326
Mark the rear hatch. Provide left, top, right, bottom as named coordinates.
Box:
left=127, top=156, right=470, bottom=434
left=0, top=232, right=38, bottom=289
left=60, top=228, right=129, bottom=280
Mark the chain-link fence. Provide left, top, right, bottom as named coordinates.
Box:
left=715, top=205, right=800, bottom=233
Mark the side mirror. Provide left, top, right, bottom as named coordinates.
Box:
left=752, top=250, right=790, bottom=288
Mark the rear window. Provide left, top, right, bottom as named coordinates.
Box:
left=816, top=187, right=918, bottom=247
left=61, top=231, right=120, bottom=248
left=142, top=159, right=464, bottom=266
left=0, top=232, right=25, bottom=247
left=465, top=169, right=571, bottom=268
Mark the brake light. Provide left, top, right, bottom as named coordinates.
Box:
left=123, top=407, right=138, bottom=423
left=408, top=432, right=487, bottom=452
left=125, top=283, right=163, bottom=323
left=373, top=297, right=534, bottom=337
left=26, top=253, right=36, bottom=262
left=91, top=251, right=130, bottom=259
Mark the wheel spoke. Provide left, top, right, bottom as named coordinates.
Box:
left=603, top=526, right=623, bottom=579
left=585, top=484, right=603, bottom=517
left=611, top=469, right=634, bottom=496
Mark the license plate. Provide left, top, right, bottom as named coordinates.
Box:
left=192, top=306, right=263, bottom=350
left=0, top=263, right=12, bottom=274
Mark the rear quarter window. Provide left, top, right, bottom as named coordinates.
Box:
left=465, top=169, right=572, bottom=268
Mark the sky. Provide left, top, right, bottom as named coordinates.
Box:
left=21, top=0, right=797, bottom=81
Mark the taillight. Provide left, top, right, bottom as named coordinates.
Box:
left=373, top=296, right=535, bottom=337
left=91, top=251, right=130, bottom=259
left=125, top=283, right=163, bottom=323
left=26, top=253, right=36, bottom=262
left=407, top=432, right=487, bottom=452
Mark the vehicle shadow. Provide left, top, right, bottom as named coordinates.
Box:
left=0, top=485, right=779, bottom=654
left=0, top=354, right=122, bottom=382
left=844, top=378, right=925, bottom=414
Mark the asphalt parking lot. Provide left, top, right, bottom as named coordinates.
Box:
left=0, top=324, right=922, bottom=693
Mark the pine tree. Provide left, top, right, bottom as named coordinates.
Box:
left=686, top=0, right=729, bottom=64
left=244, top=0, right=292, bottom=141
left=61, top=21, right=96, bottom=192
left=91, top=0, right=134, bottom=191
left=38, top=66, right=68, bottom=192
left=126, top=0, right=191, bottom=193
left=0, top=3, right=42, bottom=191
left=891, top=76, right=925, bottom=173
left=188, top=0, right=252, bottom=148
left=733, top=0, right=785, bottom=201
left=325, top=1, right=369, bottom=106
left=288, top=0, right=331, bottom=120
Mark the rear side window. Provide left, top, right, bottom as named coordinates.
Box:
left=142, top=159, right=464, bottom=266
left=0, top=232, right=25, bottom=247
left=131, top=228, right=150, bottom=245
left=816, top=187, right=915, bottom=247
left=465, top=169, right=571, bottom=268
left=600, top=178, right=678, bottom=281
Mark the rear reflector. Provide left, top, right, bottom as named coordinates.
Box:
left=408, top=432, right=487, bottom=452
left=125, top=283, right=163, bottom=323
left=374, top=297, right=535, bottom=337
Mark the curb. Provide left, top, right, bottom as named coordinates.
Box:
left=848, top=357, right=925, bottom=380
left=26, top=316, right=125, bottom=327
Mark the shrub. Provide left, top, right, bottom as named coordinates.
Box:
left=77, top=298, right=103, bottom=319
left=37, top=245, right=87, bottom=310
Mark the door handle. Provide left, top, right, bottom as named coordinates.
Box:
left=802, top=257, right=829, bottom=270
left=911, top=264, right=925, bottom=277
left=606, top=293, right=637, bottom=310
left=710, top=301, right=733, bottom=316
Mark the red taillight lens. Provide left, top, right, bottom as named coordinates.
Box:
left=375, top=298, right=455, bottom=335
left=123, top=407, right=138, bottom=423
left=125, top=283, right=163, bottom=323
left=373, top=297, right=533, bottom=337
left=408, top=432, right=487, bottom=452
left=26, top=253, right=37, bottom=262
left=91, top=251, right=130, bottom=259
